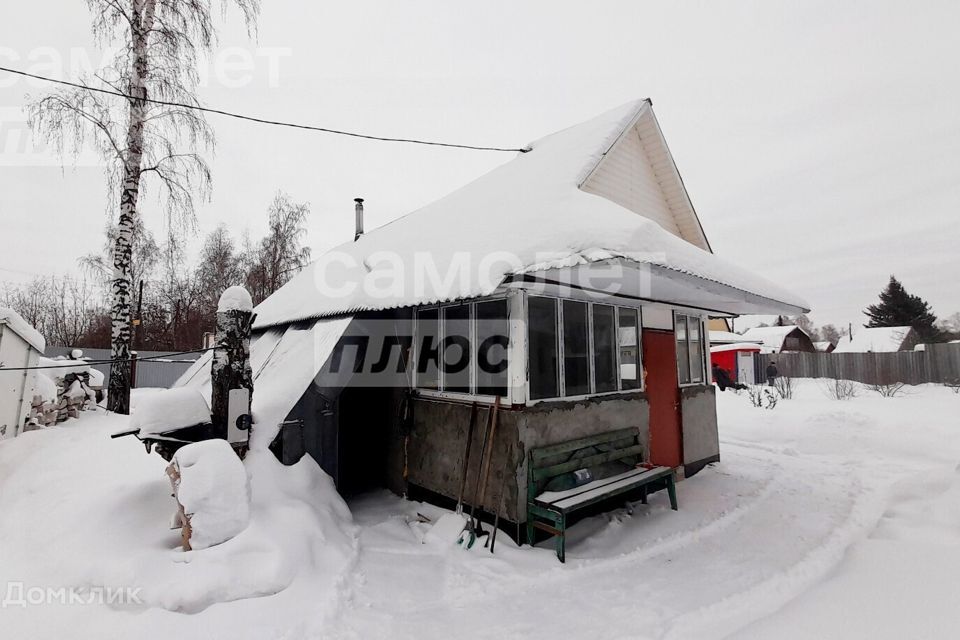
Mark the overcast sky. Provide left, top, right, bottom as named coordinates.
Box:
left=1, top=0, right=957, bottom=329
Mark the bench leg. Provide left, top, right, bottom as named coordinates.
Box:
left=666, top=475, right=678, bottom=511
left=556, top=514, right=566, bottom=563
left=641, top=486, right=648, bottom=505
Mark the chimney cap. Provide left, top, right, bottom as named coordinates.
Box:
left=354, top=197, right=364, bottom=204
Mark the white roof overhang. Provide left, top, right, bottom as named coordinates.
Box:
left=506, top=259, right=808, bottom=317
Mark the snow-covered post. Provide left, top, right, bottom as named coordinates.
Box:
left=211, top=286, right=254, bottom=446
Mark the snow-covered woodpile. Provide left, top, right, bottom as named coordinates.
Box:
left=23, top=358, right=104, bottom=430
left=166, top=439, right=250, bottom=551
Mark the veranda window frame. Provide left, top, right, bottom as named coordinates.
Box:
left=413, top=296, right=510, bottom=403
left=674, top=312, right=707, bottom=387
left=525, top=293, right=645, bottom=405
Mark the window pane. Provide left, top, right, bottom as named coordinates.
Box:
left=528, top=297, right=559, bottom=400
left=417, top=308, right=439, bottom=390
left=618, top=308, right=640, bottom=390
left=476, top=299, right=509, bottom=396
left=689, top=318, right=703, bottom=383
left=562, top=300, right=590, bottom=396
left=593, top=305, right=617, bottom=393
left=442, top=305, right=471, bottom=393
left=676, top=315, right=690, bottom=384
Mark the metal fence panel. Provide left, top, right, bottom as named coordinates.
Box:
left=43, top=346, right=203, bottom=389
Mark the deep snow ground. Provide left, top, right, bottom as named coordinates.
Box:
left=1, top=381, right=958, bottom=639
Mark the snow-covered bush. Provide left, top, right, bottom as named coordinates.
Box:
left=944, top=378, right=960, bottom=394
left=824, top=378, right=858, bottom=400
left=869, top=382, right=906, bottom=397
left=773, top=376, right=795, bottom=400
left=748, top=385, right=778, bottom=410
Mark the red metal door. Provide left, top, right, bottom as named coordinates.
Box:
left=642, top=330, right=683, bottom=468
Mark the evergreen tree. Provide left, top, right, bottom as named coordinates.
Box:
left=864, top=276, right=940, bottom=342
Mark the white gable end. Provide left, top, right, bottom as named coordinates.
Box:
left=580, top=107, right=710, bottom=251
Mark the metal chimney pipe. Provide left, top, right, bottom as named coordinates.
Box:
left=354, top=197, right=364, bottom=241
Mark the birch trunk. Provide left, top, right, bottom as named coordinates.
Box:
left=107, top=0, right=157, bottom=414
left=211, top=288, right=254, bottom=444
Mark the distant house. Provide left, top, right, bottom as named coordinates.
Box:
left=708, top=330, right=760, bottom=346
left=813, top=341, right=836, bottom=353
left=834, top=326, right=918, bottom=353
left=170, top=99, right=808, bottom=542
left=739, top=325, right=816, bottom=353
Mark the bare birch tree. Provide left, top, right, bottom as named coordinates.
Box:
left=29, top=0, right=258, bottom=413
left=244, top=191, right=311, bottom=304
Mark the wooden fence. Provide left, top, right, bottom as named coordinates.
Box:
left=755, top=343, right=960, bottom=386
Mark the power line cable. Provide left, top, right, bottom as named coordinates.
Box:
left=0, top=346, right=214, bottom=371
left=0, top=65, right=530, bottom=154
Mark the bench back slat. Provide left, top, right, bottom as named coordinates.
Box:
left=529, top=427, right=639, bottom=465
left=531, top=443, right=645, bottom=481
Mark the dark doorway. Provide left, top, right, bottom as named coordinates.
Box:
left=335, top=386, right=393, bottom=496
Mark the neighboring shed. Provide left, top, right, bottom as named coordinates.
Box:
left=813, top=341, right=836, bottom=353
left=739, top=325, right=815, bottom=353
left=0, top=308, right=45, bottom=439
left=710, top=342, right=762, bottom=384
left=834, top=326, right=918, bottom=353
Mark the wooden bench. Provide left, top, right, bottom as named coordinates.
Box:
left=526, top=427, right=677, bottom=562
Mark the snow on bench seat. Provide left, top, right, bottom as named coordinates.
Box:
left=536, top=465, right=673, bottom=512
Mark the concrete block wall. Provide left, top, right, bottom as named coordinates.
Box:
left=680, top=384, right=720, bottom=477
left=404, top=393, right=650, bottom=524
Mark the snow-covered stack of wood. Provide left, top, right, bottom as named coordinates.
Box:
left=166, top=439, right=250, bottom=551
left=24, top=357, right=104, bottom=429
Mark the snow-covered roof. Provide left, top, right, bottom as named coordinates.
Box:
left=833, top=326, right=913, bottom=353
left=710, top=342, right=762, bottom=353
left=131, top=387, right=211, bottom=437
left=175, top=316, right=353, bottom=444
left=253, top=100, right=809, bottom=329
left=739, top=325, right=806, bottom=352
left=813, top=341, right=835, bottom=352
left=709, top=330, right=760, bottom=345
left=0, top=307, right=45, bottom=352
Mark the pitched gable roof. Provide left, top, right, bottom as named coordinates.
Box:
left=739, top=325, right=808, bottom=352
left=833, top=326, right=915, bottom=353
left=253, top=100, right=809, bottom=329
left=580, top=101, right=711, bottom=250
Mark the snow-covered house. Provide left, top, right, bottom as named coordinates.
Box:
left=834, top=326, right=918, bottom=353
left=739, top=325, right=815, bottom=354
left=175, top=99, right=808, bottom=539
left=708, top=330, right=760, bottom=346
left=0, top=308, right=45, bottom=439
left=813, top=341, right=836, bottom=353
